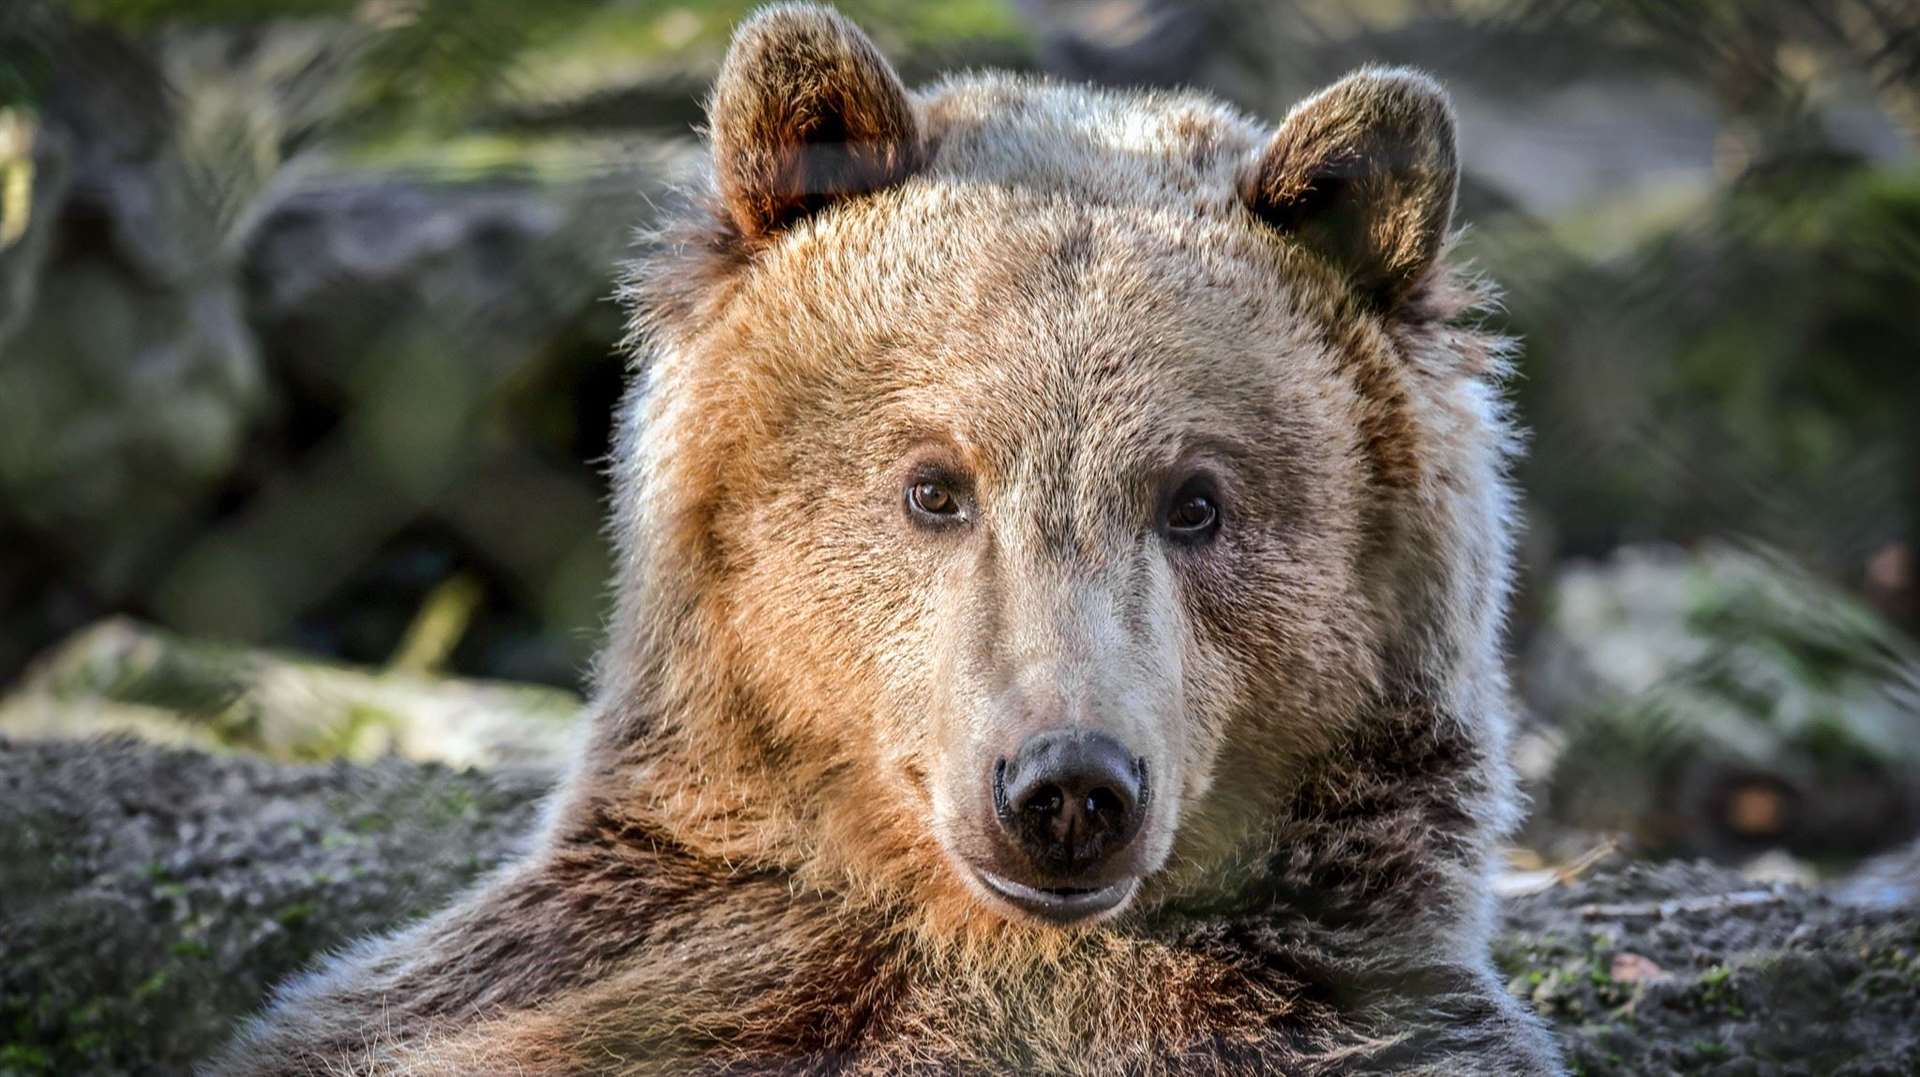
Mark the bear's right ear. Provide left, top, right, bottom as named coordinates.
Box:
left=1241, top=69, right=1458, bottom=311
left=708, top=4, right=922, bottom=241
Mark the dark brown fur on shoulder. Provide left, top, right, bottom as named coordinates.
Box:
left=208, top=5, right=1560, bottom=1074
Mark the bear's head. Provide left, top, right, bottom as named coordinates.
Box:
left=601, top=4, right=1514, bottom=935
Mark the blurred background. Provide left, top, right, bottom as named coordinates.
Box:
left=1, top=0, right=1916, bottom=876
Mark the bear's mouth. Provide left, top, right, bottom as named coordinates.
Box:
left=973, top=867, right=1138, bottom=924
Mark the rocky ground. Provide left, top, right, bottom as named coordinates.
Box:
left=0, top=738, right=549, bottom=1076
left=3, top=736, right=1916, bottom=1076
left=1501, top=861, right=1920, bottom=1075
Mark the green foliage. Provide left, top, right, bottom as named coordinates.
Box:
left=68, top=0, right=350, bottom=23
left=56, top=0, right=1026, bottom=137
left=1538, top=544, right=1920, bottom=861
left=1480, top=162, right=1920, bottom=567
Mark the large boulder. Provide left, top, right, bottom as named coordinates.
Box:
left=1500, top=855, right=1920, bottom=1075
left=0, top=738, right=550, bottom=1077
left=2, top=735, right=1917, bottom=1076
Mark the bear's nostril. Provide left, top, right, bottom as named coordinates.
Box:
left=1022, top=786, right=1063, bottom=820
left=1085, top=787, right=1121, bottom=824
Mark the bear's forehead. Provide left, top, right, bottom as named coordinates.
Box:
left=917, top=73, right=1265, bottom=217
left=753, top=191, right=1326, bottom=389
left=727, top=194, right=1343, bottom=492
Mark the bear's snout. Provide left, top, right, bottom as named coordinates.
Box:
left=993, top=729, right=1148, bottom=879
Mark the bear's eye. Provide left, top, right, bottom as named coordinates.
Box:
left=1164, top=481, right=1221, bottom=544
left=907, top=478, right=962, bottom=524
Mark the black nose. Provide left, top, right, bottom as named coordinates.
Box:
left=994, top=729, right=1148, bottom=877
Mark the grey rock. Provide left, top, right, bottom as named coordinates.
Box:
left=3, top=737, right=1917, bottom=1076
left=1498, top=857, right=1920, bottom=1075
left=0, top=737, right=550, bottom=1077
left=243, top=173, right=608, bottom=397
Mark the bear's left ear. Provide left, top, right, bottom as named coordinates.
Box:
left=708, top=4, right=922, bottom=241
left=1241, top=69, right=1458, bottom=310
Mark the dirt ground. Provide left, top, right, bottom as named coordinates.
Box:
left=2, top=737, right=1916, bottom=1075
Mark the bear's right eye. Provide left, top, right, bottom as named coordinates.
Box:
left=907, top=479, right=963, bottom=525
left=1163, top=476, right=1224, bottom=546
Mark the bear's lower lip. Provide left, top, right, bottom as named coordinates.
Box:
left=974, top=868, right=1138, bottom=923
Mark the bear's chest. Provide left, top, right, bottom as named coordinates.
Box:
left=704, top=933, right=1352, bottom=1075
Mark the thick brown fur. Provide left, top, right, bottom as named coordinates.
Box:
left=209, top=5, right=1561, bottom=1074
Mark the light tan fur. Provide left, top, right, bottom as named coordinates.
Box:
left=209, top=5, right=1560, bottom=1073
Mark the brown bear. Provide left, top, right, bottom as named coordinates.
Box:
left=209, top=5, right=1561, bottom=1073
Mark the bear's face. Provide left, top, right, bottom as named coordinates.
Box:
left=626, top=6, right=1463, bottom=929
left=692, top=201, right=1389, bottom=926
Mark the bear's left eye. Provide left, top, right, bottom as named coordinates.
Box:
left=1164, top=480, right=1222, bottom=543
left=906, top=477, right=965, bottom=526
left=911, top=482, right=956, bottom=515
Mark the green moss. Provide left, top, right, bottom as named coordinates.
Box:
left=129, top=973, right=168, bottom=1004
left=318, top=828, right=358, bottom=850
left=1690, top=1039, right=1731, bottom=1062
left=275, top=903, right=316, bottom=930
left=422, top=783, right=479, bottom=824
left=348, top=811, right=393, bottom=835
left=167, top=940, right=211, bottom=960
left=1689, top=964, right=1747, bottom=1016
